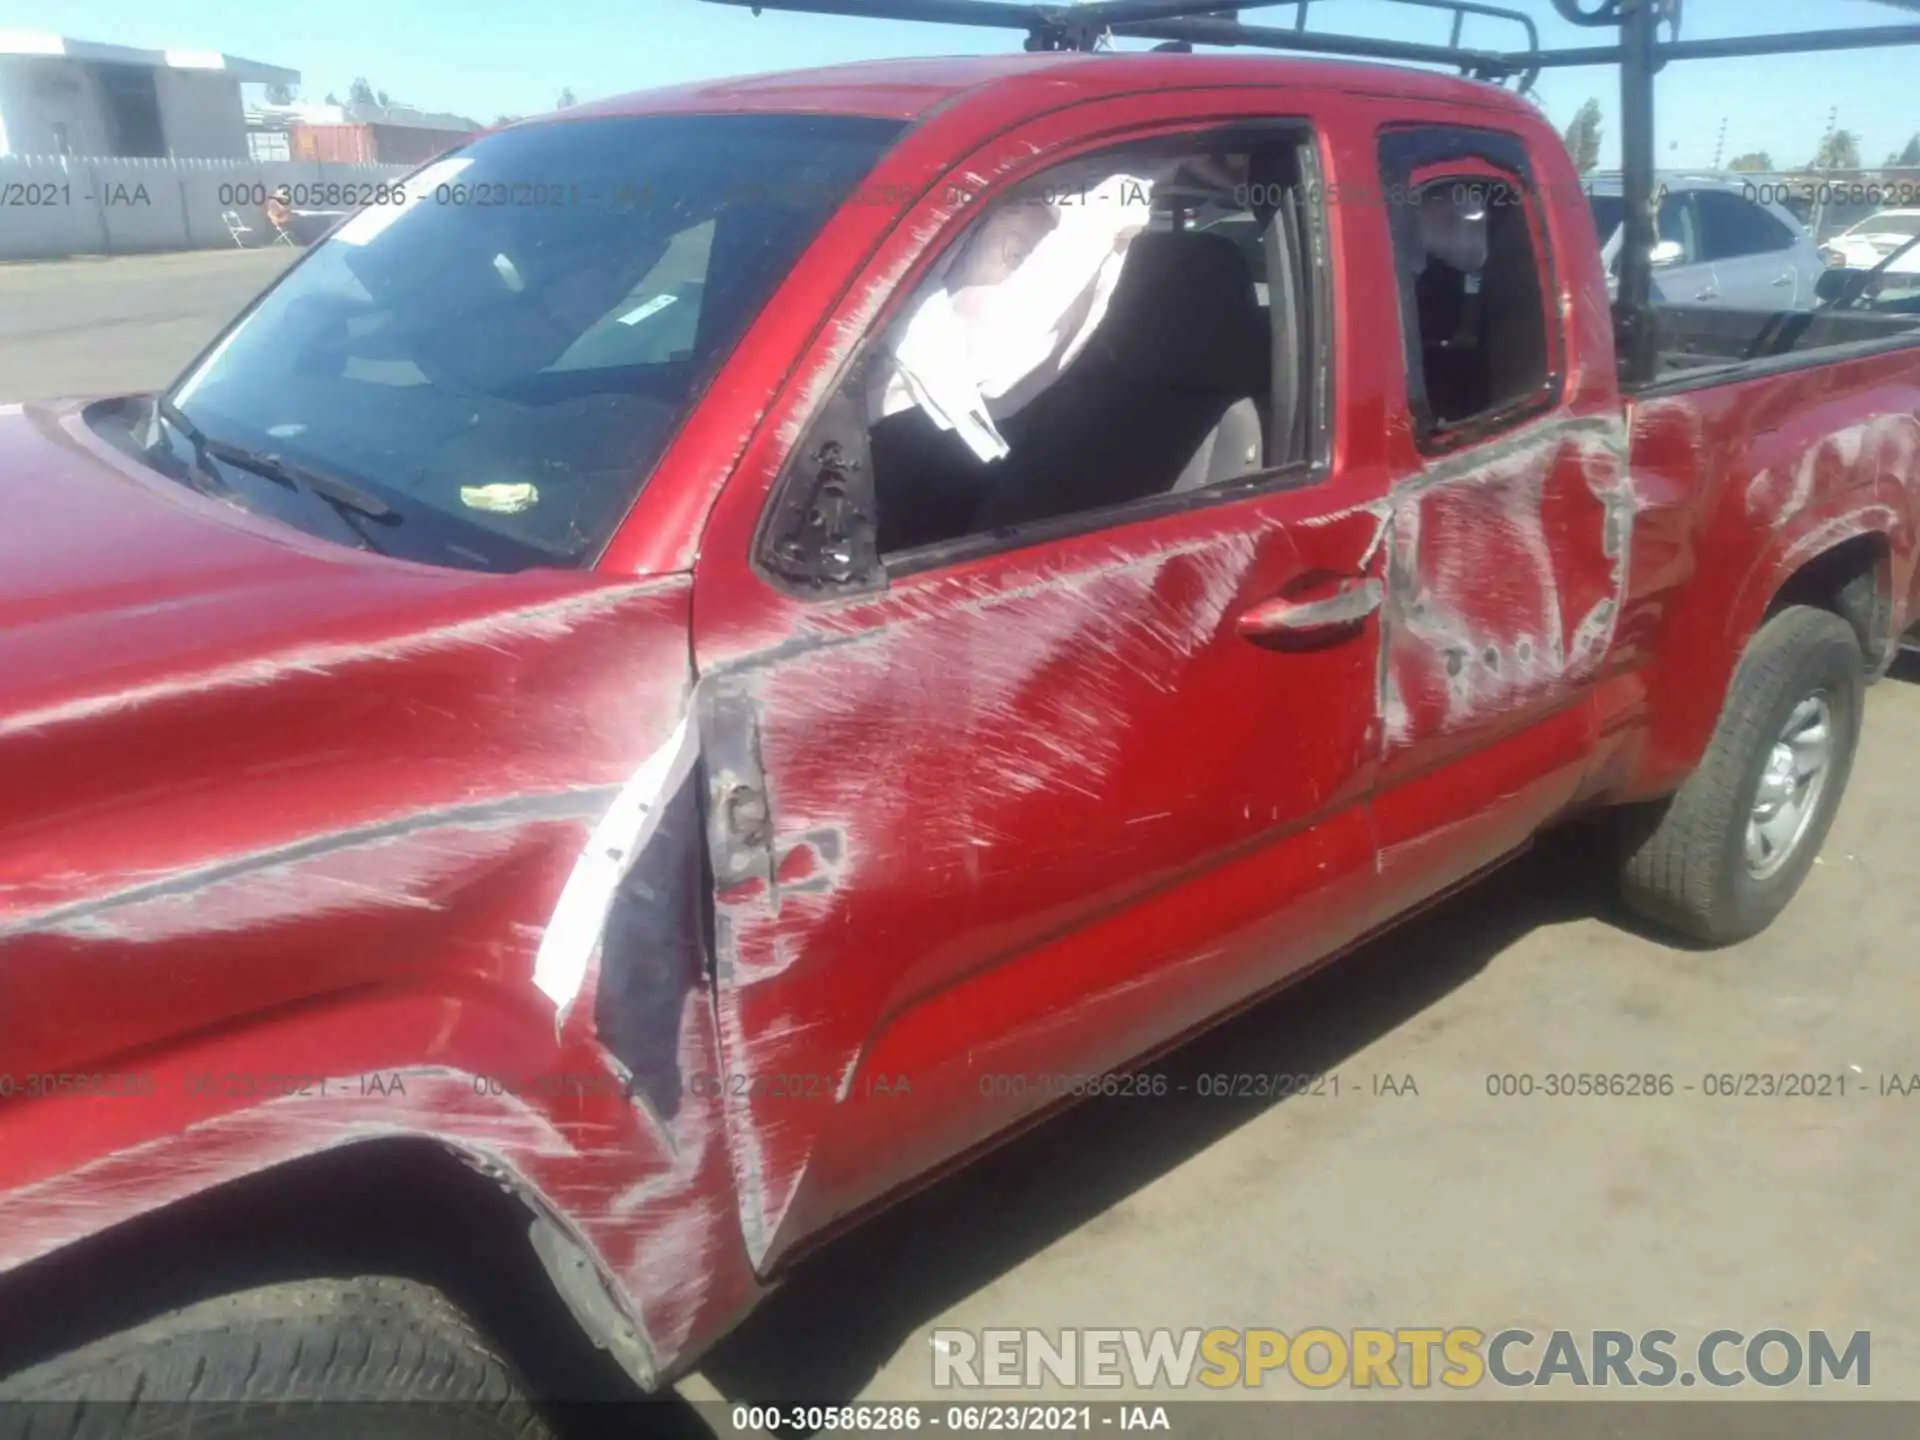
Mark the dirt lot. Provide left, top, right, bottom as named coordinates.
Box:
left=7, top=250, right=1919, bottom=1420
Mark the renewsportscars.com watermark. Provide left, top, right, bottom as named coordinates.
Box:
left=930, top=1328, right=1871, bottom=1391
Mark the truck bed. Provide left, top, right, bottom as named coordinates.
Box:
left=1639, top=299, right=1920, bottom=393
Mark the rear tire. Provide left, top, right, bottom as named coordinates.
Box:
left=0, top=1276, right=555, bottom=1439
left=1617, top=605, right=1863, bottom=945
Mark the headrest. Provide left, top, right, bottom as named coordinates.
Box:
left=1415, top=186, right=1490, bottom=275
left=1091, top=230, right=1269, bottom=394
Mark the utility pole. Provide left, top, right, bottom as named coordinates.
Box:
left=1815, top=105, right=1840, bottom=168
left=1713, top=115, right=1727, bottom=170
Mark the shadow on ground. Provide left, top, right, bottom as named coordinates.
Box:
left=698, top=830, right=1620, bottom=1407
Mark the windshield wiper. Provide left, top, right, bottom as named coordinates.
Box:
left=150, top=395, right=233, bottom=500
left=201, top=438, right=393, bottom=520
left=207, top=439, right=398, bottom=556
left=150, top=395, right=397, bottom=551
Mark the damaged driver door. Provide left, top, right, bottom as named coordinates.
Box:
left=683, top=101, right=1393, bottom=1274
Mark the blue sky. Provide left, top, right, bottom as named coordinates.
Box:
left=12, top=0, right=1920, bottom=168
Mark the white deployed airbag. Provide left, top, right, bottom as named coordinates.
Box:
left=871, top=170, right=1160, bottom=461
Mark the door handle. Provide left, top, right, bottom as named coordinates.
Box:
left=1772, top=274, right=1795, bottom=287
left=1238, top=578, right=1382, bottom=647
left=1695, top=287, right=1719, bottom=301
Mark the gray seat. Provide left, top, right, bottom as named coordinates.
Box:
left=1170, top=396, right=1264, bottom=491
left=966, top=229, right=1271, bottom=534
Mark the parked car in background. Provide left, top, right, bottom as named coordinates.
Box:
left=1588, top=174, right=1826, bottom=309
left=1823, top=209, right=1920, bottom=286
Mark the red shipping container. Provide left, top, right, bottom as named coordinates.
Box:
left=288, top=123, right=471, bottom=166
left=366, top=124, right=469, bottom=164
left=289, top=123, right=376, bottom=164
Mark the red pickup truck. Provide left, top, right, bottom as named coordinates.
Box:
left=3, top=4, right=1919, bottom=1427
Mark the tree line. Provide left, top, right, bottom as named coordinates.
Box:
left=1558, top=96, right=1920, bottom=175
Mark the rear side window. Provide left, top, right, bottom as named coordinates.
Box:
left=1379, top=127, right=1560, bottom=446
left=1695, top=189, right=1795, bottom=258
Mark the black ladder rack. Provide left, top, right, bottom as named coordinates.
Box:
left=705, top=1, right=1544, bottom=81
left=704, top=0, right=1920, bottom=386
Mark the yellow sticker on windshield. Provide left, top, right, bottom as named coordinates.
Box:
left=460, top=482, right=539, bottom=514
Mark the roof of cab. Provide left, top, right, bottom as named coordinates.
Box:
left=555, top=51, right=1533, bottom=126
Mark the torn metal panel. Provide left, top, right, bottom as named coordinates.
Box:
left=593, top=746, right=712, bottom=1125
left=535, top=716, right=698, bottom=1022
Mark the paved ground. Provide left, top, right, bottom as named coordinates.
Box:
left=7, top=252, right=1920, bottom=1422
left=0, top=249, right=295, bottom=404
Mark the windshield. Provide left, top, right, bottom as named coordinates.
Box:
left=160, top=112, right=902, bottom=571
left=1845, top=213, right=1920, bottom=241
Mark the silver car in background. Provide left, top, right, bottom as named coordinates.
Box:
left=1588, top=174, right=1828, bottom=309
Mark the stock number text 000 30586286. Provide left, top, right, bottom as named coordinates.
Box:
left=974, top=1072, right=1397, bottom=1100
left=0, top=1072, right=155, bottom=1100
left=1484, top=1073, right=1881, bottom=1098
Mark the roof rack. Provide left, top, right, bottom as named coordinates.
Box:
left=706, top=1, right=1544, bottom=84
left=708, top=0, right=1920, bottom=386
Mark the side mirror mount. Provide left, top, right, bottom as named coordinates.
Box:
left=1649, top=239, right=1686, bottom=269
left=759, top=386, right=883, bottom=594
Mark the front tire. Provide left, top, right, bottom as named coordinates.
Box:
left=0, top=1277, right=555, bottom=1439
left=1618, top=605, right=1864, bottom=945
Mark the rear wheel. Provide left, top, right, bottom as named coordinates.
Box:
left=0, top=1276, right=555, bottom=1439
left=1617, top=605, right=1864, bottom=945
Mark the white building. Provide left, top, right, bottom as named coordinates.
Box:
left=0, top=32, right=298, bottom=159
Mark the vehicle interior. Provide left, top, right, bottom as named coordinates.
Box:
left=850, top=137, right=1324, bottom=561
left=1402, top=179, right=1552, bottom=432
